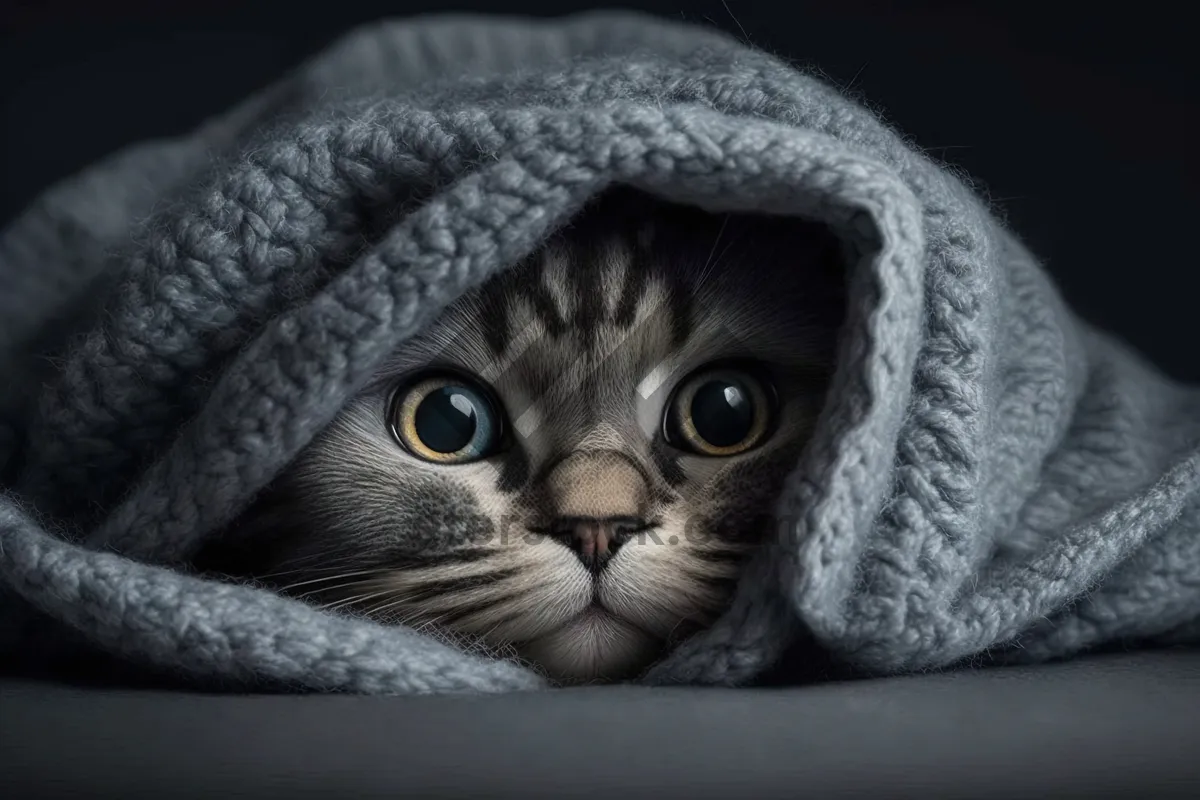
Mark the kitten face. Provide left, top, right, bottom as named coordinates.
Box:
left=206, top=193, right=845, bottom=684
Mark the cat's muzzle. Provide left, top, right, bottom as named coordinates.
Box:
left=549, top=515, right=649, bottom=572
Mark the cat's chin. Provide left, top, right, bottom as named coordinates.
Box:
left=516, top=607, right=663, bottom=685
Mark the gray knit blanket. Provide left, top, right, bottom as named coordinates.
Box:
left=2, top=12, right=1199, bottom=694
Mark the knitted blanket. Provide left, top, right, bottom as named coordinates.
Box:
left=2, top=12, right=1199, bottom=694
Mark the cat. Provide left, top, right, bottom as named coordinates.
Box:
left=195, top=189, right=846, bottom=685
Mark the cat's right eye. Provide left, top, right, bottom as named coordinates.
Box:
left=662, top=364, right=775, bottom=457
left=388, top=371, right=506, bottom=463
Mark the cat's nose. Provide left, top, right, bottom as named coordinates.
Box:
left=541, top=449, right=651, bottom=571
left=542, top=449, right=650, bottom=520
left=552, top=516, right=644, bottom=571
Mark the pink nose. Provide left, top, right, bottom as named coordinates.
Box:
left=574, top=521, right=612, bottom=559
left=552, top=516, right=644, bottom=570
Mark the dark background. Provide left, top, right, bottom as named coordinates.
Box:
left=2, top=1, right=1196, bottom=380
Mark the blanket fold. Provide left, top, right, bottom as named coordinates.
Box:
left=2, top=11, right=1198, bottom=693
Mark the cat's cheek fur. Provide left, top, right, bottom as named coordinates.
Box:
left=375, top=539, right=594, bottom=644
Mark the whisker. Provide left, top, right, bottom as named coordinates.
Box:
left=289, top=579, right=386, bottom=601
left=371, top=596, right=460, bottom=629
left=362, top=594, right=415, bottom=620
left=395, top=609, right=455, bottom=631
left=398, top=568, right=520, bottom=598
left=318, top=589, right=398, bottom=612
left=385, top=548, right=500, bottom=570
left=358, top=576, right=512, bottom=619
left=272, top=546, right=500, bottom=578
left=276, top=569, right=394, bottom=593
left=695, top=214, right=731, bottom=290
left=356, top=573, right=539, bottom=636
left=262, top=553, right=380, bottom=577
left=435, top=585, right=540, bottom=630
left=377, top=580, right=526, bottom=619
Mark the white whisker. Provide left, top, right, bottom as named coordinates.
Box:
left=277, top=569, right=392, bottom=594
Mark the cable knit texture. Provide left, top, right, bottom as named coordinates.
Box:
left=2, top=12, right=1198, bottom=693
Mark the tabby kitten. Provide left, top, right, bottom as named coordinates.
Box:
left=198, top=191, right=846, bottom=684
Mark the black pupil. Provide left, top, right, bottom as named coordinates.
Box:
left=414, top=386, right=478, bottom=453
left=690, top=379, right=754, bottom=448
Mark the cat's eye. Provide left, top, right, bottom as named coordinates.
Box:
left=389, top=371, right=505, bottom=463
left=663, top=365, right=773, bottom=456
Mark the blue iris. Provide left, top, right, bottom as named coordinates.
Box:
left=413, top=383, right=497, bottom=458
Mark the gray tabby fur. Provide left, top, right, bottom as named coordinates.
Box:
left=193, top=193, right=846, bottom=685
left=1, top=11, right=1199, bottom=693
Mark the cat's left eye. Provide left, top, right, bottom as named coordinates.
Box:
left=389, top=371, right=505, bottom=463
left=663, top=364, right=774, bottom=457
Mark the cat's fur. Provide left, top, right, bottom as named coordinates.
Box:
left=196, top=191, right=846, bottom=684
